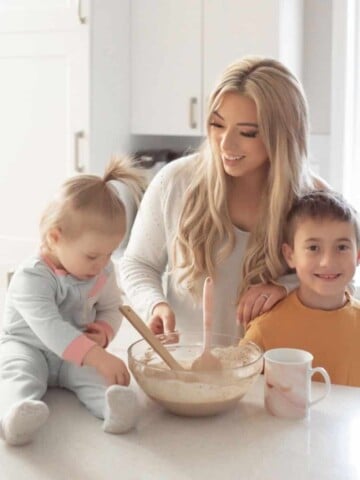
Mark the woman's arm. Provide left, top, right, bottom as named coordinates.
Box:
left=237, top=272, right=299, bottom=326
left=119, top=164, right=175, bottom=322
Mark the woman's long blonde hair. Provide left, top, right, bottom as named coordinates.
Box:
left=174, top=56, right=316, bottom=300
left=40, top=155, right=146, bottom=245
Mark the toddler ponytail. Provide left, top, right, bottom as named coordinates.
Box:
left=103, top=155, right=147, bottom=205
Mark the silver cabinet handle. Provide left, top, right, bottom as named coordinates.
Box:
left=7, top=270, right=14, bottom=287
left=189, top=97, right=197, bottom=129
left=74, top=131, right=85, bottom=173
left=77, top=0, right=87, bottom=24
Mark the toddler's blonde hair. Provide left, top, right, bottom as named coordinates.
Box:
left=40, top=156, right=146, bottom=245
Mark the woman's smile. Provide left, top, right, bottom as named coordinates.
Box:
left=209, top=92, right=269, bottom=179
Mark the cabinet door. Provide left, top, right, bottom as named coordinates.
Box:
left=0, top=0, right=85, bottom=31
left=203, top=0, right=282, bottom=102
left=0, top=31, right=88, bottom=261
left=131, top=0, right=202, bottom=136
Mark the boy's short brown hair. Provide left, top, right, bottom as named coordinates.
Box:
left=285, top=190, right=360, bottom=248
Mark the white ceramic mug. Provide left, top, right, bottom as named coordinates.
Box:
left=264, top=348, right=331, bottom=419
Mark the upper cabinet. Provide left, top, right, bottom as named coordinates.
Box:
left=0, top=0, right=87, bottom=247
left=0, top=0, right=129, bottom=259
left=131, top=0, right=303, bottom=136
left=0, top=0, right=84, bottom=31
left=131, top=0, right=202, bottom=136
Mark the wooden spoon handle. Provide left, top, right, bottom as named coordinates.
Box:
left=119, top=305, right=184, bottom=371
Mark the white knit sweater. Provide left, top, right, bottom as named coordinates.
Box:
left=120, top=154, right=297, bottom=338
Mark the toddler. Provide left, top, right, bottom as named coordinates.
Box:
left=243, top=191, right=360, bottom=386
left=0, top=156, right=146, bottom=445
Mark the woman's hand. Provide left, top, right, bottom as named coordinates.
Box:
left=148, top=302, right=176, bottom=334
left=237, top=283, right=287, bottom=326
left=84, top=322, right=107, bottom=348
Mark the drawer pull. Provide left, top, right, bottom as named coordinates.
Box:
left=189, top=97, right=197, bottom=129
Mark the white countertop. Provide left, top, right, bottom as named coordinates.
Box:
left=1, top=365, right=360, bottom=480
left=1, top=267, right=360, bottom=479
left=0, top=317, right=360, bottom=480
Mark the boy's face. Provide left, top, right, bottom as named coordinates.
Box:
left=282, top=218, right=359, bottom=308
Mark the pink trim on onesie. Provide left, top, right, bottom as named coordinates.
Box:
left=88, top=273, right=107, bottom=297
left=62, top=335, right=97, bottom=365
left=41, top=254, right=68, bottom=276
left=95, top=320, right=114, bottom=343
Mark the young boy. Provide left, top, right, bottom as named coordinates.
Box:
left=243, top=190, right=360, bottom=387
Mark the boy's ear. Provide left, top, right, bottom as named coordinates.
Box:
left=46, top=227, right=61, bottom=248
left=282, top=243, right=296, bottom=269
left=357, top=250, right=360, bottom=265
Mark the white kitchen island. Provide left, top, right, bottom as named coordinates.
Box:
left=1, top=319, right=360, bottom=480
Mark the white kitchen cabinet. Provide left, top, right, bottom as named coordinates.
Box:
left=131, top=0, right=303, bottom=136
left=0, top=0, right=85, bottom=31
left=203, top=0, right=303, bottom=101
left=131, top=0, right=202, bottom=136
left=0, top=0, right=129, bottom=265
left=0, top=30, right=87, bottom=250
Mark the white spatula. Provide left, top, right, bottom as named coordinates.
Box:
left=191, top=277, right=222, bottom=372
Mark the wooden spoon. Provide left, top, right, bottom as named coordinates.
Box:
left=191, top=277, right=222, bottom=372
left=119, top=305, right=185, bottom=371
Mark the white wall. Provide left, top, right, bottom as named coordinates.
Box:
left=90, top=0, right=132, bottom=172
left=303, top=0, right=332, bottom=134
left=303, top=0, right=332, bottom=181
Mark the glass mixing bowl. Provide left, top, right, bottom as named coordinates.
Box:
left=128, top=331, right=263, bottom=417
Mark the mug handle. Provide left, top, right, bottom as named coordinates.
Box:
left=309, top=367, right=331, bottom=406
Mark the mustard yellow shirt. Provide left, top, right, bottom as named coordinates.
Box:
left=243, top=290, right=360, bottom=387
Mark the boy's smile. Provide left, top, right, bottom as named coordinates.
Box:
left=283, top=218, right=359, bottom=310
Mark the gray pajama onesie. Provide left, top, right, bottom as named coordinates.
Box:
left=0, top=254, right=123, bottom=420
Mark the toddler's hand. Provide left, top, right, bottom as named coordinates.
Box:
left=83, top=346, right=130, bottom=386
left=237, top=283, right=287, bottom=326
left=85, top=322, right=107, bottom=348
left=149, top=302, right=176, bottom=335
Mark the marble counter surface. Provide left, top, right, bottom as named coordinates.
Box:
left=1, top=265, right=360, bottom=479
left=1, top=364, right=360, bottom=480
left=1, top=317, right=360, bottom=480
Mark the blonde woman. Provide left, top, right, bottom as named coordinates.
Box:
left=0, top=157, right=145, bottom=446
left=120, top=56, right=326, bottom=337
